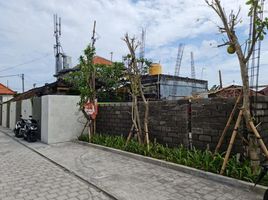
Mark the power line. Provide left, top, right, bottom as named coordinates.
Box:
left=0, top=53, right=52, bottom=72
left=0, top=74, right=21, bottom=78
left=0, top=73, right=24, bottom=92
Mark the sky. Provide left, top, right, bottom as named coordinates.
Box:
left=0, top=0, right=268, bottom=93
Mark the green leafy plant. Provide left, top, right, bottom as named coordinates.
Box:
left=78, top=133, right=268, bottom=186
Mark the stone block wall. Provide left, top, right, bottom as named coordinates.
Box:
left=191, top=98, right=244, bottom=152
left=252, top=96, right=268, bottom=146
left=96, top=100, right=189, bottom=147
left=97, top=97, right=268, bottom=152
left=1, top=94, right=268, bottom=152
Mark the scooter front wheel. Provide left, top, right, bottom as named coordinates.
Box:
left=264, top=189, right=268, bottom=200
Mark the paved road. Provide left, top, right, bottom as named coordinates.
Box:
left=0, top=128, right=263, bottom=200
left=0, top=130, right=111, bottom=200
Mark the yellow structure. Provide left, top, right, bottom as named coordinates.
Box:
left=149, top=63, right=162, bottom=75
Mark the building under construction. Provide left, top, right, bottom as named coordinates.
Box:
left=142, top=74, right=208, bottom=100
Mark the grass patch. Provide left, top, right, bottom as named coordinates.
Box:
left=78, top=133, right=268, bottom=186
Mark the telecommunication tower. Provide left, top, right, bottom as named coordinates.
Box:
left=53, top=14, right=72, bottom=76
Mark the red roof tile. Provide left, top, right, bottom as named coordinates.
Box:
left=93, top=56, right=112, bottom=65
left=0, top=83, right=15, bottom=95
left=260, top=86, right=268, bottom=96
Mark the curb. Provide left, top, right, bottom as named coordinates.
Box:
left=75, top=140, right=267, bottom=195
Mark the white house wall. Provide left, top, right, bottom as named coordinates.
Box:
left=9, top=102, right=16, bottom=130
left=1, top=95, right=13, bottom=103
left=21, top=99, right=32, bottom=119
left=1, top=104, right=7, bottom=127
left=41, top=95, right=87, bottom=144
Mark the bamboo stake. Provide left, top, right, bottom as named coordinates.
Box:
left=220, top=109, right=243, bottom=175
left=88, top=120, right=92, bottom=142
left=215, top=94, right=241, bottom=154
left=249, top=121, right=268, bottom=159
left=144, top=102, right=149, bottom=151
left=80, top=121, right=89, bottom=136
left=126, top=124, right=134, bottom=146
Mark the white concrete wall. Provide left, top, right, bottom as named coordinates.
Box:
left=41, top=95, right=87, bottom=144
left=9, top=102, right=16, bottom=130
left=21, top=99, right=32, bottom=119
left=41, top=96, right=49, bottom=143
left=1, top=104, right=7, bottom=127
left=1, top=95, right=13, bottom=103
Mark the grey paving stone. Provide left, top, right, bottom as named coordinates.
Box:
left=0, top=130, right=111, bottom=200
left=0, top=127, right=264, bottom=200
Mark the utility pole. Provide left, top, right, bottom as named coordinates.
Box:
left=91, top=20, right=97, bottom=136
left=91, top=20, right=96, bottom=101
left=110, top=52, right=113, bottom=62
left=21, top=73, right=24, bottom=92
left=219, top=70, right=223, bottom=88
left=91, top=21, right=96, bottom=49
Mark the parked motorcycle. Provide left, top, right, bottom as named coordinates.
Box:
left=22, top=116, right=38, bottom=142
left=14, top=115, right=26, bottom=138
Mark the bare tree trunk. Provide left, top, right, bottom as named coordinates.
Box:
left=123, top=34, right=150, bottom=147
left=132, top=95, right=141, bottom=143
left=206, top=0, right=268, bottom=174
left=139, top=82, right=150, bottom=151
left=235, top=39, right=261, bottom=173
left=144, top=101, right=149, bottom=151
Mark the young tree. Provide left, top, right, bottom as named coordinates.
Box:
left=96, top=62, right=127, bottom=102
left=65, top=45, right=96, bottom=141
left=123, top=34, right=150, bottom=151
left=205, top=0, right=268, bottom=173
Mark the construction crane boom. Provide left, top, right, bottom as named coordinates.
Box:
left=174, top=44, right=184, bottom=76
left=190, top=52, right=196, bottom=79
left=139, top=28, right=146, bottom=74
left=191, top=52, right=197, bottom=94
left=171, top=43, right=184, bottom=99
left=247, top=0, right=264, bottom=116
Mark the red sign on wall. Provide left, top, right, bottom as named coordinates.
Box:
left=84, top=100, right=98, bottom=119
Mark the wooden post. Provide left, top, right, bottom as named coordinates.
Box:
left=249, top=121, right=268, bottom=159
left=88, top=120, right=92, bottom=142
left=126, top=124, right=134, bottom=146
left=220, top=109, right=243, bottom=175
left=214, top=94, right=241, bottom=154
left=80, top=121, right=89, bottom=136
left=219, top=70, right=223, bottom=89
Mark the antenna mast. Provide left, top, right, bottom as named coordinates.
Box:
left=54, top=14, right=63, bottom=75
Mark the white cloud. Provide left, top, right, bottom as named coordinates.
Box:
left=0, top=0, right=268, bottom=92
